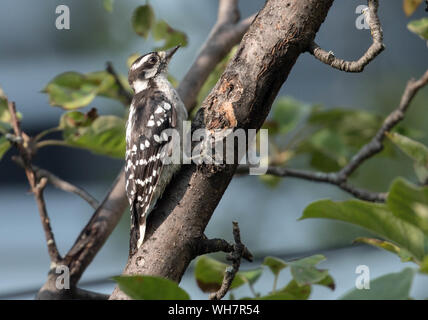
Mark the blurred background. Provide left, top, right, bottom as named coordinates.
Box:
left=0, top=0, right=427, bottom=299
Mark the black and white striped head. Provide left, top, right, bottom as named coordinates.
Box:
left=128, top=46, right=180, bottom=93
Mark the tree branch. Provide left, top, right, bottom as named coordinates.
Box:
left=110, top=0, right=335, bottom=300
left=36, top=0, right=255, bottom=299
left=339, top=68, right=428, bottom=178
left=238, top=165, right=387, bottom=202
left=7, top=101, right=62, bottom=263
left=198, top=235, right=253, bottom=263
left=210, top=222, right=246, bottom=300
left=12, top=156, right=99, bottom=209
left=239, top=69, right=428, bottom=203
left=309, top=0, right=384, bottom=73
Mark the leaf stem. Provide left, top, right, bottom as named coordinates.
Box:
left=36, top=139, right=70, bottom=149
left=34, top=127, right=61, bottom=142
left=272, top=274, right=278, bottom=293
left=248, top=281, right=258, bottom=298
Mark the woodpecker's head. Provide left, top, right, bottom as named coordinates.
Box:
left=128, top=46, right=180, bottom=93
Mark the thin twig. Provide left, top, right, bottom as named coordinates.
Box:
left=339, top=69, right=428, bottom=178
left=309, top=0, right=384, bottom=72
left=239, top=166, right=387, bottom=202
left=36, top=139, right=71, bottom=149
left=34, top=177, right=62, bottom=264
left=7, top=101, right=62, bottom=263
left=239, top=69, right=428, bottom=203
left=209, top=222, right=247, bottom=300
left=198, top=236, right=253, bottom=262
left=12, top=156, right=99, bottom=209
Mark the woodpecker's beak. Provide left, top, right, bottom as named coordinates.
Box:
left=165, top=45, right=180, bottom=60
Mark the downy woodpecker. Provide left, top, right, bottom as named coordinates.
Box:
left=125, top=46, right=187, bottom=253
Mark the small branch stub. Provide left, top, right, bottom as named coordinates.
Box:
left=309, top=0, right=384, bottom=73
left=209, top=222, right=247, bottom=300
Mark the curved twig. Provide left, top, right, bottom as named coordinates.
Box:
left=12, top=156, right=99, bottom=209
left=309, top=0, right=384, bottom=73
left=240, top=69, right=428, bottom=203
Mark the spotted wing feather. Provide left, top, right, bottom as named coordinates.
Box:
left=125, top=91, right=175, bottom=254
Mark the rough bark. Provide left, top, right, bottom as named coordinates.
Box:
left=110, top=0, right=334, bottom=299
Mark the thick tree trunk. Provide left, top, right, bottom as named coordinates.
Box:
left=110, top=0, right=334, bottom=299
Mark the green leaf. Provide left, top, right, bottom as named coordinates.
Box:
left=132, top=4, right=155, bottom=39
left=301, top=198, right=426, bottom=262
left=259, top=174, right=282, bottom=188
left=354, top=237, right=415, bottom=262
left=387, top=178, right=428, bottom=235
left=113, top=275, right=190, bottom=300
left=194, top=256, right=229, bottom=292
left=258, top=292, right=297, bottom=300
left=0, top=97, right=11, bottom=123
left=60, top=110, right=126, bottom=158
left=103, top=0, right=114, bottom=12
left=306, top=129, right=349, bottom=168
left=415, top=163, right=428, bottom=184
left=0, top=135, right=11, bottom=160
left=0, top=96, right=22, bottom=133
left=307, top=108, right=380, bottom=144
left=387, top=132, right=428, bottom=183
left=387, top=132, right=428, bottom=167
left=296, top=108, right=382, bottom=172
left=420, top=256, right=428, bottom=273
left=127, top=53, right=141, bottom=69
left=403, top=0, right=423, bottom=16
left=341, top=268, right=415, bottom=300
left=280, top=280, right=311, bottom=300
left=0, top=102, right=11, bottom=134
left=237, top=268, right=263, bottom=286
left=152, top=20, right=188, bottom=51
left=288, top=255, right=329, bottom=286
left=408, top=18, right=428, bottom=40
left=43, top=71, right=125, bottom=109
left=272, top=97, right=308, bottom=136
left=315, top=274, right=336, bottom=290
left=262, top=256, right=287, bottom=276
left=194, top=256, right=262, bottom=293
left=260, top=280, right=311, bottom=300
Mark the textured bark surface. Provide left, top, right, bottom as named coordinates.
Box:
left=110, top=0, right=334, bottom=299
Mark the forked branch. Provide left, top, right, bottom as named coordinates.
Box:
left=209, top=222, right=248, bottom=300
left=241, top=69, right=428, bottom=202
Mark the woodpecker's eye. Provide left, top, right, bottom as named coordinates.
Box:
left=149, top=56, right=157, bottom=64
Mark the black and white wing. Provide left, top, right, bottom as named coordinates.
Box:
left=125, top=91, right=176, bottom=253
